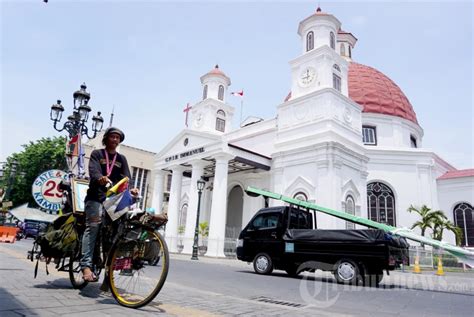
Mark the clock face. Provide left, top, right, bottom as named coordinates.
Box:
left=299, top=67, right=316, bottom=87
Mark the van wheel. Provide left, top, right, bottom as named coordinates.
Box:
left=253, top=253, right=273, bottom=275
left=334, top=259, right=361, bottom=285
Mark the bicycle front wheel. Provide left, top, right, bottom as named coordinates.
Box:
left=69, top=249, right=88, bottom=290
left=107, top=230, right=169, bottom=308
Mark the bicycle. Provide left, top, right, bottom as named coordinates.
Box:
left=62, top=178, right=170, bottom=308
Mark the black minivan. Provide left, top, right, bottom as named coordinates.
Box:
left=237, top=206, right=409, bottom=286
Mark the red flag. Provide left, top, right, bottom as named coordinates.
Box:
left=68, top=135, right=79, bottom=156
left=116, top=179, right=129, bottom=194
left=231, top=90, right=244, bottom=97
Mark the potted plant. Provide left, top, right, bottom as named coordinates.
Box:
left=198, top=221, right=209, bottom=255
left=177, top=225, right=185, bottom=253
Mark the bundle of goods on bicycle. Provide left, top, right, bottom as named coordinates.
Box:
left=27, top=212, right=80, bottom=278
left=140, top=212, right=168, bottom=226
left=29, top=213, right=78, bottom=260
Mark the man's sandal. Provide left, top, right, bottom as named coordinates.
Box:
left=83, top=270, right=99, bottom=282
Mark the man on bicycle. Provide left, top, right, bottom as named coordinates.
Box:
left=81, top=127, right=139, bottom=282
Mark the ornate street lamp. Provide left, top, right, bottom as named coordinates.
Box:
left=191, top=178, right=206, bottom=260
left=50, top=83, right=104, bottom=139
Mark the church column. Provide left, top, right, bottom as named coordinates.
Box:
left=206, top=154, right=233, bottom=257
left=151, top=169, right=166, bottom=213
left=359, top=170, right=369, bottom=220
left=166, top=165, right=185, bottom=253
left=182, top=160, right=206, bottom=254
left=332, top=158, right=343, bottom=229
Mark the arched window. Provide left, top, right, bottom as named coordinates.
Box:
left=216, top=109, right=226, bottom=132
left=333, top=73, right=341, bottom=92
left=367, top=182, right=396, bottom=226
left=410, top=135, right=417, bottom=148
left=340, top=43, right=346, bottom=56
left=333, top=64, right=341, bottom=72
left=292, top=191, right=316, bottom=228
left=454, top=202, right=474, bottom=246
left=218, top=85, right=224, bottom=101
left=330, top=32, right=335, bottom=49
left=178, top=203, right=188, bottom=230
left=348, top=45, right=352, bottom=58
left=345, top=195, right=355, bottom=229
left=306, top=31, right=314, bottom=51
left=293, top=192, right=308, bottom=201
left=203, top=85, right=208, bottom=100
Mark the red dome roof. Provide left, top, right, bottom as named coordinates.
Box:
left=348, top=62, right=418, bottom=124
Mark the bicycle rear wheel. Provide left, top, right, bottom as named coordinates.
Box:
left=107, top=230, right=169, bottom=308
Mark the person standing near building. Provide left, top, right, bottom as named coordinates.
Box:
left=80, top=127, right=139, bottom=282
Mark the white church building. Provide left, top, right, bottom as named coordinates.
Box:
left=151, top=8, right=474, bottom=257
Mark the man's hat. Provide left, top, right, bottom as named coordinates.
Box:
left=103, top=127, right=125, bottom=143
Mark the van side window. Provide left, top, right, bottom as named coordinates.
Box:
left=288, top=209, right=313, bottom=229
left=252, top=213, right=280, bottom=229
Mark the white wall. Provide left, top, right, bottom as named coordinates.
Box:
left=362, top=113, right=423, bottom=148
left=437, top=177, right=474, bottom=245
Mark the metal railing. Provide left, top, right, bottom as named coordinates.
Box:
left=408, top=246, right=472, bottom=269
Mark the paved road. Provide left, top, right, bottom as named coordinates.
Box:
left=1, top=239, right=473, bottom=316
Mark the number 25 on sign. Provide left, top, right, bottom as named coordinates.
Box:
left=32, top=169, right=68, bottom=211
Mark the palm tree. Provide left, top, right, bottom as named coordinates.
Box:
left=407, top=205, right=446, bottom=237
left=199, top=222, right=209, bottom=238
left=432, top=217, right=463, bottom=246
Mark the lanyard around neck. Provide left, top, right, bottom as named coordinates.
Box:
left=104, top=150, right=118, bottom=177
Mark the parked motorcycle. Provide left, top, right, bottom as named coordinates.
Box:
left=16, top=227, right=24, bottom=241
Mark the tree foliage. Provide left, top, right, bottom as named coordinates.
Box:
left=199, top=221, right=209, bottom=237
left=0, top=137, right=67, bottom=207
left=407, top=205, right=445, bottom=237
left=432, top=217, right=463, bottom=246
left=408, top=204, right=463, bottom=246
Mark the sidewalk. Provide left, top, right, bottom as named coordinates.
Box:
left=0, top=244, right=329, bottom=316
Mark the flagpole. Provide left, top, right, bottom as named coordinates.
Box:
left=109, top=105, right=115, bottom=128
left=240, top=98, right=243, bottom=128
left=231, top=90, right=244, bottom=127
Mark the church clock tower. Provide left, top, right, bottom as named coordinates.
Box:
left=273, top=8, right=368, bottom=227
left=289, top=7, right=349, bottom=99
left=190, top=65, right=235, bottom=134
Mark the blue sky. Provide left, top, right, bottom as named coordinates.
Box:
left=1, top=0, right=473, bottom=169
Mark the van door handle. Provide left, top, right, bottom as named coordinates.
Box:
left=271, top=232, right=277, bottom=239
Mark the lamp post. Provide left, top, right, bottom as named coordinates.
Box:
left=191, top=179, right=206, bottom=260
left=50, top=84, right=104, bottom=177
left=50, top=83, right=104, bottom=139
